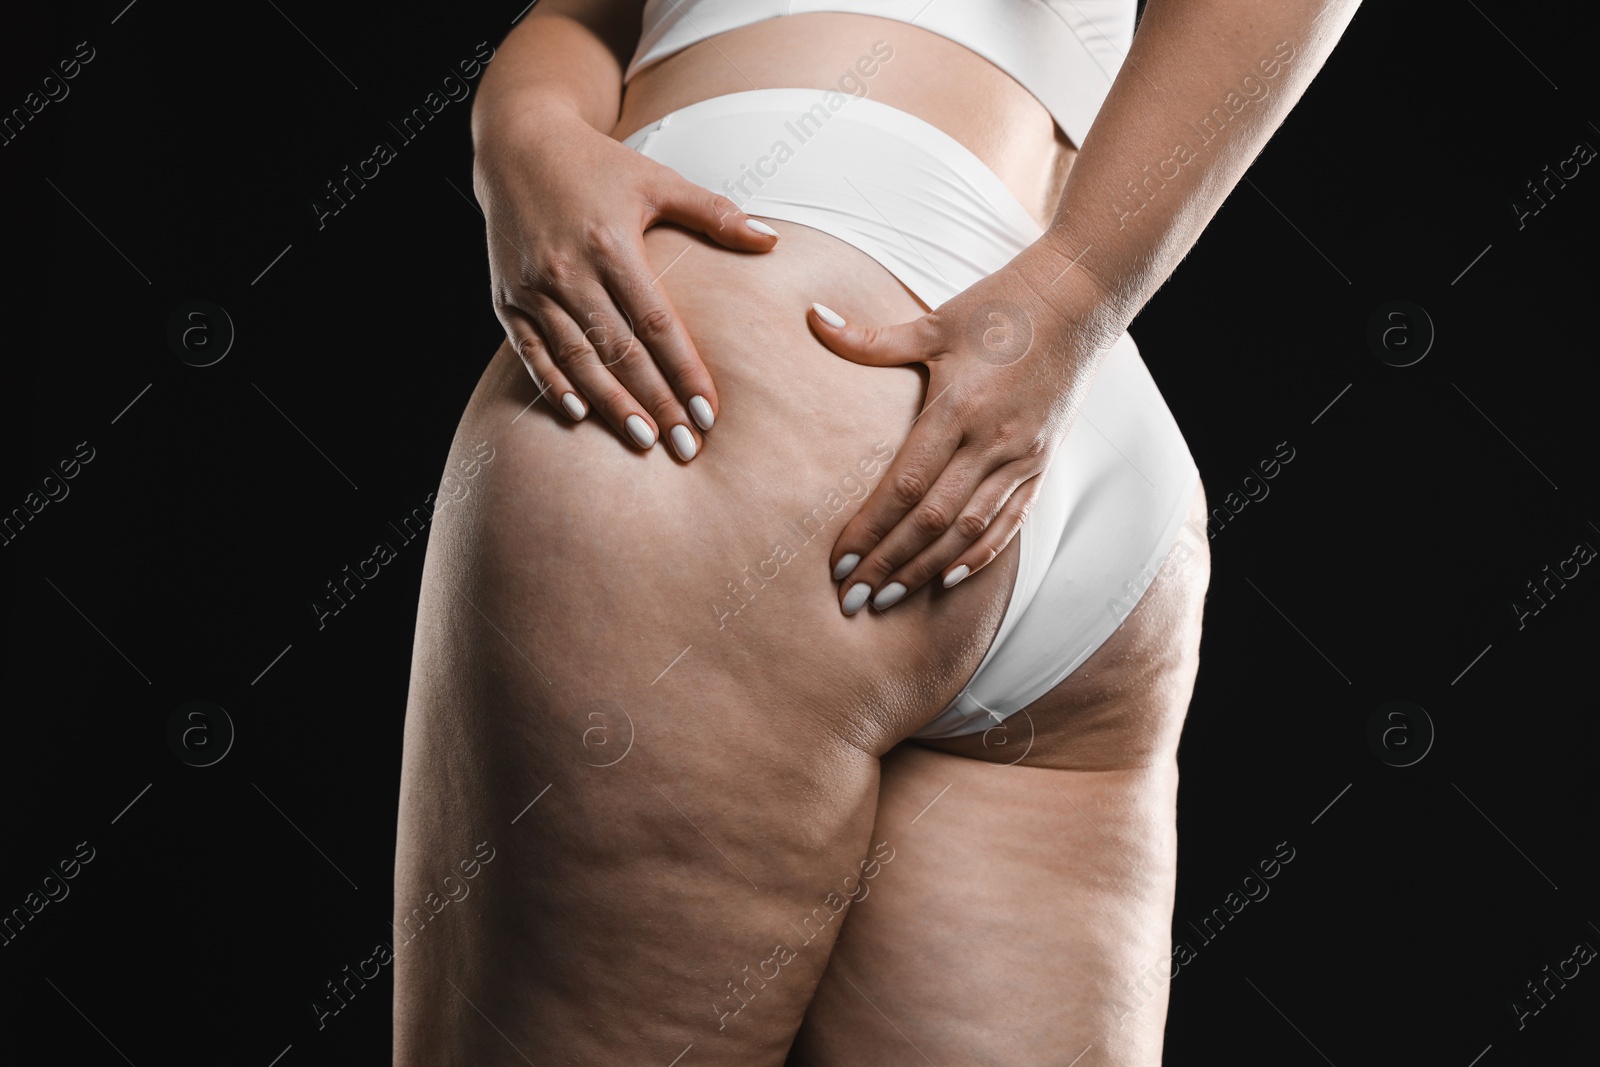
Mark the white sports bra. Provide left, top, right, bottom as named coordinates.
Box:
left=623, top=0, right=1139, bottom=149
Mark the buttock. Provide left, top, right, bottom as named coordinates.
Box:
left=619, top=88, right=1202, bottom=750
left=432, top=217, right=1027, bottom=757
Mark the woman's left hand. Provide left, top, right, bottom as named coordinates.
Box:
left=811, top=257, right=1109, bottom=614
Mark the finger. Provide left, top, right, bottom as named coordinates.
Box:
left=880, top=466, right=1042, bottom=604
left=532, top=290, right=666, bottom=454
left=599, top=255, right=718, bottom=432
left=648, top=173, right=780, bottom=251
left=502, top=304, right=587, bottom=421
left=807, top=302, right=943, bottom=368
left=939, top=472, right=1044, bottom=590
left=832, top=441, right=979, bottom=617
left=835, top=448, right=1006, bottom=613
left=565, top=282, right=704, bottom=462
left=827, top=390, right=961, bottom=578
left=872, top=466, right=1037, bottom=607
left=581, top=289, right=704, bottom=461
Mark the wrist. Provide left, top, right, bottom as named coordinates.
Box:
left=471, top=88, right=589, bottom=156
left=1013, top=235, right=1126, bottom=356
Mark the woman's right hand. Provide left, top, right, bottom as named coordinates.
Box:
left=473, top=104, right=779, bottom=460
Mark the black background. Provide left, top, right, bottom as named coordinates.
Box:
left=3, top=2, right=1597, bottom=1064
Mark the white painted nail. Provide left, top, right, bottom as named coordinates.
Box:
left=669, top=424, right=697, bottom=460
left=942, top=565, right=970, bottom=588
left=745, top=218, right=779, bottom=237
left=872, top=582, right=908, bottom=610
left=842, top=583, right=872, bottom=615
left=831, top=553, right=861, bottom=581
left=561, top=393, right=586, bottom=420
left=624, top=415, right=656, bottom=449
left=812, top=302, right=846, bottom=328
left=688, top=395, right=715, bottom=431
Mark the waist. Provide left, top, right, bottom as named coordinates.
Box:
left=614, top=11, right=1073, bottom=228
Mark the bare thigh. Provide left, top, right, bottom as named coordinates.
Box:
left=791, top=484, right=1212, bottom=1066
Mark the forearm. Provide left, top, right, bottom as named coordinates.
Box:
left=471, top=1, right=642, bottom=146
left=1035, top=0, right=1362, bottom=345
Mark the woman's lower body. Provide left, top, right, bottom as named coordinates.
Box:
left=394, top=86, right=1209, bottom=1066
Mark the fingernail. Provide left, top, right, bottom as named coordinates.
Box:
left=689, top=395, right=715, bottom=431
left=669, top=424, right=697, bottom=460
left=624, top=415, right=656, bottom=449
left=872, top=582, right=908, bottom=610
left=561, top=393, right=586, bottom=420
left=942, top=565, right=970, bottom=589
left=831, top=553, right=860, bottom=581
left=842, top=582, right=871, bottom=615
left=812, top=302, right=845, bottom=328
left=745, top=218, right=779, bottom=237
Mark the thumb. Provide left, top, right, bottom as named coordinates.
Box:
left=807, top=303, right=939, bottom=367
left=648, top=171, right=779, bottom=251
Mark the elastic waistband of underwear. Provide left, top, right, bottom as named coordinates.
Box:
left=620, top=88, right=1046, bottom=309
